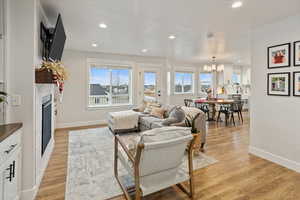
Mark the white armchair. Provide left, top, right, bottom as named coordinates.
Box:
left=114, top=127, right=196, bottom=200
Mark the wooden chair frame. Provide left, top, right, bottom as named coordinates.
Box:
left=114, top=135, right=196, bottom=200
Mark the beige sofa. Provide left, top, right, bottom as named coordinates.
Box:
left=137, top=105, right=207, bottom=148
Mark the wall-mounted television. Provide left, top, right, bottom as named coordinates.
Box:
left=41, top=14, right=66, bottom=61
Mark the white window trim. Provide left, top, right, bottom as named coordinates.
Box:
left=86, top=59, right=134, bottom=109
left=174, top=71, right=195, bottom=95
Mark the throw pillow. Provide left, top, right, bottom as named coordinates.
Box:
left=144, top=102, right=161, bottom=113
left=133, top=101, right=147, bottom=112
left=162, top=106, right=185, bottom=126
left=150, top=107, right=166, bottom=119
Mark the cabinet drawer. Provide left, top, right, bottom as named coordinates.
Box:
left=0, top=130, right=21, bottom=165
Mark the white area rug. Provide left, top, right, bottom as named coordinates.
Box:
left=65, top=127, right=217, bottom=200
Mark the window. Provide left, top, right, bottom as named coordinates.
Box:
left=174, top=72, right=193, bottom=94
left=199, top=73, right=213, bottom=92
left=89, top=65, right=132, bottom=107
left=232, top=73, right=241, bottom=84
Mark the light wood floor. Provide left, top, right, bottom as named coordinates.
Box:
left=35, top=114, right=300, bottom=200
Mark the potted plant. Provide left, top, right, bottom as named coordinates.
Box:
left=185, top=113, right=202, bottom=154
left=0, top=91, right=7, bottom=104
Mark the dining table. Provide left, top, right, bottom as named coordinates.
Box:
left=192, top=98, right=235, bottom=121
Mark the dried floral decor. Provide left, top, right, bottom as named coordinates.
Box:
left=38, top=61, right=68, bottom=93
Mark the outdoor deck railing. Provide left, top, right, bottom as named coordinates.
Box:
left=89, top=95, right=130, bottom=106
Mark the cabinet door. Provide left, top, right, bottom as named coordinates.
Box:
left=0, top=164, right=4, bottom=200
left=3, top=150, right=20, bottom=200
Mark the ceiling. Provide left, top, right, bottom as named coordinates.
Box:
left=40, top=0, right=300, bottom=65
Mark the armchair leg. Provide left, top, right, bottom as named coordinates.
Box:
left=114, top=137, right=133, bottom=200
left=200, top=142, right=205, bottom=149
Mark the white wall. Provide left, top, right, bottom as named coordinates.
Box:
left=7, top=1, right=37, bottom=199
left=250, top=14, right=300, bottom=173
left=6, top=0, right=52, bottom=199
left=57, top=50, right=167, bottom=128
left=58, top=50, right=248, bottom=128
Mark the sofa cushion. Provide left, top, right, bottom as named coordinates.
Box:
left=150, top=121, right=164, bottom=129
left=139, top=116, right=164, bottom=129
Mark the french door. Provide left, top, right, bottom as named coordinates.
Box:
left=138, top=68, right=161, bottom=103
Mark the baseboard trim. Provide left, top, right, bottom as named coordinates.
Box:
left=56, top=120, right=107, bottom=129
left=249, top=146, right=300, bottom=173
left=21, top=185, right=38, bottom=200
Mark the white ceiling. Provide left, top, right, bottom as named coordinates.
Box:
left=40, top=0, right=300, bottom=65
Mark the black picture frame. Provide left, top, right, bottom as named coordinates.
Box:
left=267, top=72, right=290, bottom=96
left=293, top=71, right=300, bottom=97
left=267, top=43, right=291, bottom=69
left=294, top=41, right=300, bottom=67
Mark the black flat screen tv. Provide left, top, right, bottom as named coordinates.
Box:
left=48, top=14, right=66, bottom=61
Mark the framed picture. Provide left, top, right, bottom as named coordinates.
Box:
left=293, top=72, right=300, bottom=96
left=294, top=41, right=300, bottom=66
left=267, top=72, right=290, bottom=96
left=268, top=43, right=291, bottom=69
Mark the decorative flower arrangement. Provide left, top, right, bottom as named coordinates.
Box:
left=40, top=61, right=68, bottom=93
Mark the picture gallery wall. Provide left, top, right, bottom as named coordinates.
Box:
left=267, top=41, right=300, bottom=97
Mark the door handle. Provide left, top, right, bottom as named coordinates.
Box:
left=4, top=144, right=17, bottom=154
left=12, top=161, right=16, bottom=178
left=6, top=164, right=13, bottom=182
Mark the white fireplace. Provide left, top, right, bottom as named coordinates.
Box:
left=35, top=84, right=55, bottom=186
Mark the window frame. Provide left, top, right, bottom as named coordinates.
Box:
left=174, top=71, right=194, bottom=94
left=87, top=61, right=133, bottom=108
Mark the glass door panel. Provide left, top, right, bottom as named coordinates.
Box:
left=144, top=72, right=157, bottom=102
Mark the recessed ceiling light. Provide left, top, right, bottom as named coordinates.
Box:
left=168, top=35, right=176, bottom=40
left=92, top=43, right=98, bottom=47
left=141, top=49, right=148, bottom=53
left=99, top=23, right=107, bottom=29
left=232, top=1, right=243, bottom=8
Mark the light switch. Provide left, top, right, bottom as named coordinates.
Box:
left=11, top=95, right=21, bottom=106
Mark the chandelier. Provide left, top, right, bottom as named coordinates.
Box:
left=203, top=56, right=224, bottom=72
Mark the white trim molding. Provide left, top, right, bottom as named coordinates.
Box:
left=249, top=146, right=300, bottom=173
left=56, top=120, right=107, bottom=129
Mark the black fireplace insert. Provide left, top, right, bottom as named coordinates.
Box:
left=42, top=95, right=52, bottom=156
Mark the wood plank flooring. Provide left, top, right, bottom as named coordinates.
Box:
left=35, top=114, right=300, bottom=200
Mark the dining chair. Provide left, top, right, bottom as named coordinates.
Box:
left=231, top=100, right=244, bottom=123
left=194, top=102, right=210, bottom=120
left=184, top=99, right=194, bottom=107
left=216, top=104, right=235, bottom=126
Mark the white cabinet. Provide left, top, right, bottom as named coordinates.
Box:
left=0, top=129, right=22, bottom=200
left=1, top=150, right=20, bottom=200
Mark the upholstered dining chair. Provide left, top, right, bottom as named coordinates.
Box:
left=114, top=127, right=196, bottom=200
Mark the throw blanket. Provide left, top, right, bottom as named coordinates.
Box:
left=181, top=106, right=207, bottom=143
